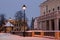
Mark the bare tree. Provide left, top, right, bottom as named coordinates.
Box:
left=0, top=14, right=6, bottom=32
left=0, top=14, right=6, bottom=26
left=14, top=10, right=28, bottom=31
left=15, top=11, right=24, bottom=21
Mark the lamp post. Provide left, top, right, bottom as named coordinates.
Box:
left=22, top=5, right=26, bottom=37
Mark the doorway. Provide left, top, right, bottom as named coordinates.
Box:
left=51, top=19, right=54, bottom=30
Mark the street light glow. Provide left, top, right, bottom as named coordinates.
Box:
left=22, top=5, right=26, bottom=10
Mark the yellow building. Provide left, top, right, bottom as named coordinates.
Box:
left=4, top=21, right=14, bottom=33
left=8, top=19, right=28, bottom=32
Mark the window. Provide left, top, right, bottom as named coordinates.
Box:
left=44, top=12, right=45, bottom=15
left=53, top=8, right=54, bottom=11
left=49, top=10, right=51, bottom=13
left=46, top=5, right=48, bottom=12
left=51, top=19, right=55, bottom=30
left=57, top=6, right=60, bottom=10
left=35, top=32, right=40, bottom=35
left=59, top=19, right=60, bottom=30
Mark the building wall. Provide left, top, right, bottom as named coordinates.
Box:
left=38, top=0, right=60, bottom=30
left=34, top=18, right=38, bottom=29
left=40, top=0, right=60, bottom=16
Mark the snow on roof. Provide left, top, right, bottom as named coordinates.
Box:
left=4, top=21, right=14, bottom=26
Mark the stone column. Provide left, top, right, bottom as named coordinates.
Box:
left=49, top=20, right=52, bottom=30
left=44, top=21, right=46, bottom=30
left=54, top=19, right=59, bottom=30
left=37, top=22, right=40, bottom=30
left=42, top=22, right=44, bottom=30
left=41, top=21, right=43, bottom=30
left=42, top=21, right=45, bottom=30
left=39, top=21, right=43, bottom=30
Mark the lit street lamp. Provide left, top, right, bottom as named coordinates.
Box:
left=22, top=5, right=27, bottom=37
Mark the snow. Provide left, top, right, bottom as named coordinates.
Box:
left=0, top=33, right=57, bottom=40
left=26, top=30, right=60, bottom=32
left=4, top=22, right=14, bottom=26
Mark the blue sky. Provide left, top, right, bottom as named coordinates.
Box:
left=0, top=0, right=46, bottom=26
left=0, top=0, right=46, bottom=19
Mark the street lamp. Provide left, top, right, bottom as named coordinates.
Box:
left=22, top=5, right=26, bottom=37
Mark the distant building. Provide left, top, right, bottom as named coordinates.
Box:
left=38, top=0, right=60, bottom=30
left=4, top=21, right=14, bottom=33
left=30, top=17, right=34, bottom=30
left=34, top=17, right=39, bottom=30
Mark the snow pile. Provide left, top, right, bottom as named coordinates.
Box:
left=0, top=33, right=22, bottom=40
left=0, top=33, right=56, bottom=40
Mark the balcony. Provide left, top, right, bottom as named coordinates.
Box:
left=39, top=11, right=60, bottom=21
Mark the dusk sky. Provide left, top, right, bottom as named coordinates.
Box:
left=0, top=0, right=46, bottom=19
left=0, top=0, right=46, bottom=26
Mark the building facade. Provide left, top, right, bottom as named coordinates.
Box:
left=38, top=0, right=60, bottom=31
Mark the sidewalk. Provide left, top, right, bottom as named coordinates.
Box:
left=0, top=33, right=57, bottom=40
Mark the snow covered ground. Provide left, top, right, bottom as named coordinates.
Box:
left=0, top=33, right=57, bottom=40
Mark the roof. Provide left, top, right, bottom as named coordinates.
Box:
left=4, top=21, right=14, bottom=26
